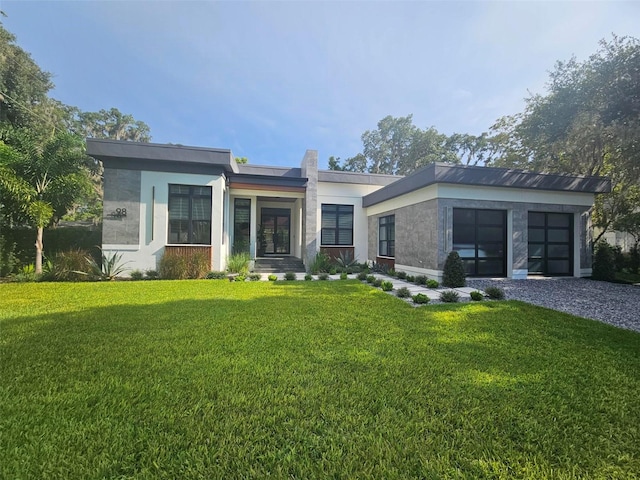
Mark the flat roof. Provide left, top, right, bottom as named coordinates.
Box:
left=86, top=138, right=239, bottom=174
left=318, top=169, right=401, bottom=186
left=363, top=162, right=612, bottom=207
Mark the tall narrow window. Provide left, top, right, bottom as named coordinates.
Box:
left=321, top=204, right=354, bottom=246
left=379, top=215, right=395, bottom=257
left=233, top=198, right=251, bottom=253
left=168, top=184, right=212, bottom=244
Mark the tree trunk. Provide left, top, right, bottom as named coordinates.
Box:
left=35, top=226, right=44, bottom=274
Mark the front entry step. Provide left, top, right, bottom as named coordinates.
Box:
left=254, top=257, right=306, bottom=273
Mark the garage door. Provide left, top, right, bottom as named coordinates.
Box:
left=528, top=212, right=573, bottom=276
left=453, top=208, right=507, bottom=277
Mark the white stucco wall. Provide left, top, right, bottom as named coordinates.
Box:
left=102, top=171, right=225, bottom=273
left=317, top=181, right=384, bottom=263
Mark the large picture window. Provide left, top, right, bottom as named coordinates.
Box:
left=321, top=204, right=354, bottom=246
left=453, top=208, right=506, bottom=277
left=168, top=184, right=212, bottom=244
left=379, top=215, right=395, bottom=257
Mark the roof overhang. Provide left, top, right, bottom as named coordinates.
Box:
left=363, top=163, right=612, bottom=208
left=86, top=138, right=239, bottom=174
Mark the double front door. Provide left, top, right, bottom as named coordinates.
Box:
left=261, top=208, right=290, bottom=255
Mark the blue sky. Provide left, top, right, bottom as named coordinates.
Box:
left=3, top=1, right=639, bottom=168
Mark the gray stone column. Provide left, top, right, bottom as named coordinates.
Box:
left=301, top=150, right=318, bottom=268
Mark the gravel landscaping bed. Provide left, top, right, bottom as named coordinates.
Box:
left=468, top=277, right=640, bottom=333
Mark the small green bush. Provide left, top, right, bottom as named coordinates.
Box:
left=396, top=287, right=411, bottom=298
left=470, top=290, right=484, bottom=301
left=396, top=271, right=406, bottom=279
left=357, top=272, right=368, bottom=281
left=412, top=293, right=430, bottom=304
left=309, top=251, right=331, bottom=274
left=381, top=280, right=393, bottom=291
left=484, top=286, right=505, bottom=300
left=304, top=273, right=313, bottom=281
left=387, top=269, right=396, bottom=277
left=268, top=274, right=278, bottom=282
left=318, top=272, right=329, bottom=280
left=405, top=275, right=415, bottom=283
left=366, top=275, right=376, bottom=283
left=206, top=271, right=227, bottom=279
left=339, top=272, right=348, bottom=280
left=234, top=275, right=246, bottom=282
left=10, top=264, right=38, bottom=283
left=329, top=267, right=337, bottom=275
left=415, top=275, right=428, bottom=285
left=227, top=252, right=250, bottom=275
left=130, top=270, right=144, bottom=281
left=145, top=269, right=159, bottom=280
left=592, top=241, right=616, bottom=282
left=440, top=290, right=460, bottom=303
left=284, top=272, right=296, bottom=281
left=443, top=251, right=466, bottom=288
left=373, top=278, right=383, bottom=288
left=248, top=273, right=262, bottom=281
left=426, top=279, right=439, bottom=288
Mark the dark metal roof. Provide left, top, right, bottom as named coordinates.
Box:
left=86, top=138, right=239, bottom=174
left=363, top=162, right=612, bottom=207
left=237, top=164, right=303, bottom=178
left=228, top=172, right=308, bottom=188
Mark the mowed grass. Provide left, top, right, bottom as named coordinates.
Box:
left=1, top=281, right=639, bottom=479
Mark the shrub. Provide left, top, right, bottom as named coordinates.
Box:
left=284, top=271, right=296, bottom=281
left=339, top=272, right=348, bottom=280
left=329, top=267, right=337, bottom=275
left=268, top=274, right=277, bottom=281
left=484, top=286, right=505, bottom=300
left=396, top=287, right=411, bottom=298
left=304, top=273, right=313, bottom=281
left=387, top=269, right=396, bottom=277
left=310, top=251, right=331, bottom=274
left=334, top=250, right=358, bottom=272
left=612, top=245, right=626, bottom=272
left=357, top=272, right=368, bottom=281
left=130, top=270, right=144, bottom=281
left=0, top=234, right=18, bottom=277
left=415, top=275, right=428, bottom=285
left=159, top=250, right=210, bottom=280
left=396, top=271, right=407, bottom=280
left=10, top=264, right=38, bottom=283
left=227, top=252, right=250, bottom=275
left=318, top=272, right=329, bottom=280
left=373, top=278, right=383, bottom=288
left=366, top=275, right=376, bottom=284
left=405, top=275, right=415, bottom=283
left=426, top=279, right=440, bottom=289
left=440, top=290, right=460, bottom=303
left=412, top=293, right=430, bottom=304
left=206, top=271, right=227, bottom=280
left=234, top=275, right=246, bottom=282
left=248, top=273, right=262, bottom=281
left=47, top=248, right=92, bottom=282
left=86, top=249, right=130, bottom=281
left=381, top=280, right=393, bottom=291
left=442, top=251, right=466, bottom=288
left=592, top=241, right=615, bottom=282
left=145, top=269, right=159, bottom=280
left=629, top=244, right=639, bottom=274
left=470, top=290, right=484, bottom=301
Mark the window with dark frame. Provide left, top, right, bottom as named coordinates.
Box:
left=168, top=184, right=212, bottom=245
left=233, top=198, right=251, bottom=253
left=378, top=215, right=395, bottom=257
left=321, top=204, right=354, bottom=246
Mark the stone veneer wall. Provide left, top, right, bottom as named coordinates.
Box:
left=102, top=168, right=141, bottom=245
left=367, top=197, right=592, bottom=277
left=437, top=198, right=592, bottom=274
left=300, top=150, right=318, bottom=268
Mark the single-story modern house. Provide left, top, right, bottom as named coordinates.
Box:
left=87, top=138, right=611, bottom=279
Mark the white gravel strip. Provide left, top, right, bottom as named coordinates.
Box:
left=468, top=277, right=640, bottom=333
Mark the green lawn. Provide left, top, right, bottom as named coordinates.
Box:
left=615, top=270, right=640, bottom=284
left=1, top=281, right=639, bottom=479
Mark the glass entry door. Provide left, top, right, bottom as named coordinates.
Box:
left=261, top=208, right=291, bottom=255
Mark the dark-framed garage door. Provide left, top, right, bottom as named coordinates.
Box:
left=453, top=208, right=507, bottom=277
left=528, top=212, right=573, bottom=276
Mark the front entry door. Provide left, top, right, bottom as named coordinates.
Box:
left=261, top=208, right=291, bottom=255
